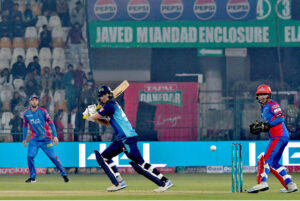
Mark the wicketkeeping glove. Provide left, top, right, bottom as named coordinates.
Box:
left=249, top=121, right=270, bottom=135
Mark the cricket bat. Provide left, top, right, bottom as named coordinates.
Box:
left=112, top=80, right=130, bottom=98
left=83, top=80, right=130, bottom=119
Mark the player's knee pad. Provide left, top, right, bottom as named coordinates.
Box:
left=94, top=150, right=120, bottom=186
left=270, top=166, right=290, bottom=189
left=130, top=161, right=165, bottom=187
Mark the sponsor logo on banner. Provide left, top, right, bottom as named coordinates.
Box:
left=207, top=166, right=223, bottom=173
left=176, top=166, right=207, bottom=173
left=139, top=84, right=182, bottom=106
left=287, top=166, right=300, bottom=173
left=160, top=0, right=184, bottom=20
left=127, top=0, right=150, bottom=21
left=283, top=142, right=300, bottom=165
left=223, top=166, right=256, bottom=173
left=94, top=0, right=117, bottom=21
left=0, top=167, right=46, bottom=175
left=80, top=143, right=167, bottom=167
left=226, top=0, right=250, bottom=20
left=193, top=0, right=217, bottom=20
left=118, top=167, right=175, bottom=174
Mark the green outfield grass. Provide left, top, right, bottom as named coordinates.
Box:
left=0, top=173, right=299, bottom=200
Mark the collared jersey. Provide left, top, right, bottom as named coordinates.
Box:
left=261, top=99, right=289, bottom=138
left=98, top=100, right=137, bottom=141
left=23, top=107, right=54, bottom=141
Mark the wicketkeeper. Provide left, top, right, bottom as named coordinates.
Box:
left=84, top=86, right=173, bottom=192
left=248, top=84, right=297, bottom=193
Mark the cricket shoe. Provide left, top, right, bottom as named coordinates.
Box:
left=25, top=178, right=36, bottom=183
left=63, top=176, right=70, bottom=183
left=247, top=182, right=269, bottom=193
left=153, top=180, right=173, bottom=193
left=280, top=182, right=298, bottom=193
left=107, top=181, right=126, bottom=192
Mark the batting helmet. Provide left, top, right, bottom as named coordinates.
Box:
left=97, top=85, right=113, bottom=98
left=256, top=84, right=271, bottom=95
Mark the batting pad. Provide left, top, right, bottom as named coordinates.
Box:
left=94, top=150, right=119, bottom=186
left=130, top=161, right=165, bottom=187
left=270, top=167, right=288, bottom=189
left=257, top=153, right=265, bottom=184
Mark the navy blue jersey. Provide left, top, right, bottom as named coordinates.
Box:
left=98, top=100, right=137, bottom=141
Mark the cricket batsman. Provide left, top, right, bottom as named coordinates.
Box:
left=22, top=95, right=69, bottom=183
left=248, top=84, right=297, bottom=193
left=84, top=86, right=173, bottom=192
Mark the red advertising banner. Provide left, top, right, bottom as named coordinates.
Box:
left=124, top=82, right=198, bottom=141
left=0, top=167, right=47, bottom=175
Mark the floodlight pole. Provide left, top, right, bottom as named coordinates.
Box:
left=175, top=73, right=203, bottom=141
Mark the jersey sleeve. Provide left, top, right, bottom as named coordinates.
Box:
left=44, top=109, right=54, bottom=124
left=22, top=113, right=28, bottom=141
left=43, top=109, right=57, bottom=137
left=270, top=104, right=284, bottom=117
left=269, top=104, right=285, bottom=127
left=98, top=102, right=115, bottom=116
left=23, top=113, right=28, bottom=127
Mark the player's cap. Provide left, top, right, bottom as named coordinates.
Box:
left=29, top=94, right=39, bottom=101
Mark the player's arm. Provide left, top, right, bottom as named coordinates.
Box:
left=88, top=103, right=114, bottom=126
left=269, top=116, right=284, bottom=127
left=269, top=105, right=285, bottom=127
left=45, top=110, right=59, bottom=145
left=94, top=116, right=110, bottom=126
left=89, top=113, right=110, bottom=126
left=22, top=115, right=29, bottom=147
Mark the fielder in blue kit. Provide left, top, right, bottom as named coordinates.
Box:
left=248, top=84, right=297, bottom=193
left=86, top=86, right=173, bottom=192
left=22, top=95, right=69, bottom=183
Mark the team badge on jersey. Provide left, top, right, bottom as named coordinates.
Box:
left=94, top=0, right=117, bottom=21
left=193, top=0, right=216, bottom=20
left=272, top=105, right=282, bottom=115
left=160, top=0, right=184, bottom=20
left=226, top=0, right=249, bottom=20
left=127, top=0, right=150, bottom=21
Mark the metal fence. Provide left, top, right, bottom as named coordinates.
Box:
left=1, top=90, right=300, bottom=142
left=199, top=91, right=300, bottom=141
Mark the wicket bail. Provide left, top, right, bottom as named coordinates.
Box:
left=232, top=143, right=243, bottom=193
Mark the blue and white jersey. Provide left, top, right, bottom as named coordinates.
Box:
left=98, top=100, right=138, bottom=141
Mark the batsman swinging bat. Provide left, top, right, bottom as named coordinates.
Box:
left=83, top=80, right=130, bottom=119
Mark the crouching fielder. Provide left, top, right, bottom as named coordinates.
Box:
left=85, top=86, right=173, bottom=192
left=248, top=84, right=297, bottom=193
